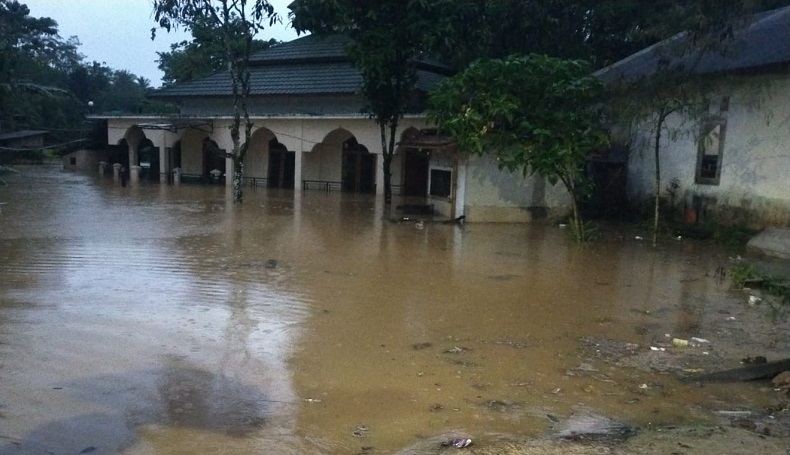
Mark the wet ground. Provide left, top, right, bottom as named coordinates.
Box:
left=0, top=166, right=788, bottom=454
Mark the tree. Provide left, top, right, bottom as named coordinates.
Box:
left=290, top=0, right=453, bottom=204
left=428, top=55, right=608, bottom=241
left=157, top=15, right=278, bottom=86
left=428, top=0, right=790, bottom=70
left=153, top=0, right=279, bottom=204
left=0, top=0, right=82, bottom=131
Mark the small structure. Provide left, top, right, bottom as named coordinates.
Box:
left=597, top=6, right=790, bottom=228
left=0, top=130, right=48, bottom=163
left=61, top=148, right=105, bottom=172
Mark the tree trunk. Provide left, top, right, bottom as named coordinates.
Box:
left=233, top=158, right=244, bottom=204
left=652, top=108, right=669, bottom=247
left=562, top=177, right=584, bottom=242
left=380, top=122, right=395, bottom=204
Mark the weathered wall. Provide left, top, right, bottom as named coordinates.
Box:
left=62, top=149, right=104, bottom=172
left=627, top=72, right=790, bottom=227
left=462, top=153, right=571, bottom=223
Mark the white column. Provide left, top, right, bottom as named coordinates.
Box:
left=225, top=156, right=234, bottom=186
left=127, top=141, right=138, bottom=168
left=294, top=150, right=303, bottom=192
left=375, top=154, right=385, bottom=195
left=160, top=146, right=169, bottom=183
left=454, top=158, right=467, bottom=219
left=128, top=142, right=139, bottom=184
left=130, top=165, right=141, bottom=184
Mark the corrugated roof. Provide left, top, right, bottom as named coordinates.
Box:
left=0, top=130, right=48, bottom=141
left=595, top=6, right=790, bottom=84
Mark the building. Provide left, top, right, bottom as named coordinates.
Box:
left=100, top=34, right=570, bottom=222
left=596, top=6, right=790, bottom=227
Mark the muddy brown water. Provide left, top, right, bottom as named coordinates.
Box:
left=0, top=166, right=782, bottom=454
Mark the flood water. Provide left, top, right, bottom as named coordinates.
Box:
left=0, top=166, right=779, bottom=454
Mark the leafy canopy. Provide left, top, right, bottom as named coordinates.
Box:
left=429, top=55, right=607, bottom=187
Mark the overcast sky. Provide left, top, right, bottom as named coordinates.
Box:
left=24, top=0, right=301, bottom=87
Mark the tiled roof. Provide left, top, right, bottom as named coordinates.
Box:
left=152, top=34, right=450, bottom=99
left=595, top=6, right=790, bottom=84
left=154, top=62, right=362, bottom=97
left=249, top=34, right=349, bottom=63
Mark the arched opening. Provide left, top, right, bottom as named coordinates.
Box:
left=400, top=128, right=430, bottom=196
left=138, top=138, right=158, bottom=181
left=112, top=139, right=130, bottom=168
left=268, top=138, right=295, bottom=189
left=171, top=140, right=182, bottom=170
left=202, top=139, right=226, bottom=183
left=342, top=137, right=375, bottom=193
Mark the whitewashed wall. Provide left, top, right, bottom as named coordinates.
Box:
left=462, top=153, right=571, bottom=222
left=627, top=73, right=790, bottom=227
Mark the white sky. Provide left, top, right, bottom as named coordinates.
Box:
left=24, top=0, right=301, bottom=87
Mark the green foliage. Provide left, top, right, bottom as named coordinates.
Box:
left=0, top=0, right=164, bottom=141
left=153, top=0, right=279, bottom=204
left=290, top=0, right=451, bottom=203
left=730, top=262, right=760, bottom=287
left=731, top=262, right=790, bottom=306
left=428, top=54, right=609, bottom=241
left=157, top=16, right=278, bottom=86
left=424, top=0, right=790, bottom=71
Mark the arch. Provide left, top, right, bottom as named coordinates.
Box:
left=246, top=127, right=295, bottom=189
left=267, top=137, right=294, bottom=189
left=138, top=137, right=158, bottom=181
left=170, top=140, right=182, bottom=171
left=111, top=138, right=130, bottom=168
left=202, top=138, right=226, bottom=183
left=179, top=129, right=211, bottom=178
left=341, top=136, right=375, bottom=193
left=124, top=125, right=146, bottom=149
left=399, top=127, right=430, bottom=196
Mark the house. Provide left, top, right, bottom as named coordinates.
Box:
left=61, top=148, right=106, bottom=173
left=596, top=6, right=790, bottom=227
left=99, top=34, right=570, bottom=222
left=0, top=130, right=48, bottom=163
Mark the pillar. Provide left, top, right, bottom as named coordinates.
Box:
left=225, top=156, right=234, bottom=187
left=454, top=159, right=467, bottom=220
left=113, top=163, right=121, bottom=181
left=159, top=146, right=170, bottom=183
left=130, top=165, right=141, bottom=184
left=375, top=154, right=385, bottom=196
left=294, top=150, right=303, bottom=192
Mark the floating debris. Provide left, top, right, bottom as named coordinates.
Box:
left=452, top=438, right=472, bottom=448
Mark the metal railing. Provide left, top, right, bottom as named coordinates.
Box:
left=302, top=180, right=343, bottom=192
left=242, top=176, right=268, bottom=188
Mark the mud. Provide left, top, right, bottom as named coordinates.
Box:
left=0, top=166, right=788, bottom=454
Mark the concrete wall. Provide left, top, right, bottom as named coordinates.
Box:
left=462, top=153, right=571, bottom=223
left=627, top=72, right=790, bottom=227
left=62, top=149, right=105, bottom=172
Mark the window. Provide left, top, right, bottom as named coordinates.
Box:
left=69, top=157, right=77, bottom=165
left=695, top=119, right=726, bottom=185
left=429, top=168, right=452, bottom=198
left=695, top=96, right=729, bottom=185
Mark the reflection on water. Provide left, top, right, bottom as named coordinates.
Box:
left=0, top=166, right=772, bottom=454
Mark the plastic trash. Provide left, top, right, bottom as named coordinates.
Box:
left=672, top=338, right=689, bottom=348
left=452, top=438, right=472, bottom=448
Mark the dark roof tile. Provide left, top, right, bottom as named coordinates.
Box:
left=595, top=6, right=790, bottom=84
